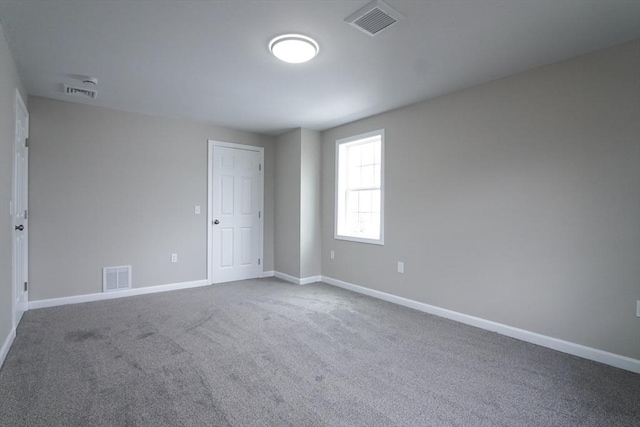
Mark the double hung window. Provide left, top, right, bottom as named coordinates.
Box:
left=335, top=129, right=384, bottom=245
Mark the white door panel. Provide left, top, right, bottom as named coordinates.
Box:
left=210, top=144, right=263, bottom=283
left=13, top=91, right=29, bottom=326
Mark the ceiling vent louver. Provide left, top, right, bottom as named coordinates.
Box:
left=345, top=0, right=405, bottom=37
left=64, top=84, right=98, bottom=99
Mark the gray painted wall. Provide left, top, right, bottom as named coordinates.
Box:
left=321, top=41, right=640, bottom=359
left=0, top=21, right=27, bottom=355
left=28, top=97, right=275, bottom=300
left=274, top=129, right=302, bottom=278
left=274, top=128, right=322, bottom=280
left=300, top=129, right=321, bottom=279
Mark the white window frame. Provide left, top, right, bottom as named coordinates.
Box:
left=334, top=129, right=385, bottom=245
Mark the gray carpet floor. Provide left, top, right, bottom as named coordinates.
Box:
left=1, top=278, right=639, bottom=426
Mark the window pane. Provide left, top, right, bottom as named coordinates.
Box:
left=373, top=165, right=381, bottom=187
left=348, top=164, right=361, bottom=188
left=348, top=144, right=361, bottom=168
left=371, top=189, right=380, bottom=213
left=374, top=140, right=381, bottom=164
left=345, top=210, right=354, bottom=233
left=358, top=213, right=371, bottom=234
left=361, top=142, right=374, bottom=165
left=361, top=165, right=374, bottom=187
left=352, top=211, right=363, bottom=234
left=359, top=190, right=372, bottom=213
left=347, top=191, right=359, bottom=213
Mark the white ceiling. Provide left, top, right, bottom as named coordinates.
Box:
left=0, top=0, right=638, bottom=135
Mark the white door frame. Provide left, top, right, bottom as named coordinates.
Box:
left=12, top=89, right=29, bottom=328
left=207, top=140, right=264, bottom=284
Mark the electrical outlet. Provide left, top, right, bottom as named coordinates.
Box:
left=330, top=250, right=335, bottom=260
left=636, top=300, right=640, bottom=318
left=171, top=253, right=178, bottom=263
left=397, top=261, right=404, bottom=274
left=194, top=205, right=201, bottom=214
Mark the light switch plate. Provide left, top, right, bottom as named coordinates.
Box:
left=636, top=300, right=640, bottom=318
left=397, top=261, right=404, bottom=274
left=195, top=205, right=201, bottom=214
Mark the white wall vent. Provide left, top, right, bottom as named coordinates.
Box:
left=344, top=0, right=405, bottom=37
left=103, top=265, right=131, bottom=292
left=64, top=84, right=98, bottom=99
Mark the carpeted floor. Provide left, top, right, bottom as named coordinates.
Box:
left=1, top=278, right=639, bottom=426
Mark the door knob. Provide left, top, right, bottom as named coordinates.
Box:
left=15, top=225, right=24, bottom=231
left=213, top=219, right=220, bottom=225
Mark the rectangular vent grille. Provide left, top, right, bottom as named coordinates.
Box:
left=64, top=84, right=98, bottom=99
left=103, top=265, right=131, bottom=292
left=355, top=8, right=397, bottom=35
left=345, top=0, right=405, bottom=36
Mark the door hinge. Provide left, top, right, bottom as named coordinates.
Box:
left=258, top=211, right=261, bottom=218
left=258, top=258, right=261, bottom=265
left=25, top=137, right=29, bottom=148
left=24, top=281, right=28, bottom=291
left=24, top=209, right=28, bottom=220
left=259, top=164, right=262, bottom=171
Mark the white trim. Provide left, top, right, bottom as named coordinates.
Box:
left=208, top=140, right=264, bottom=151
left=28, top=279, right=209, bottom=310
left=261, top=270, right=275, bottom=278
left=207, top=140, right=264, bottom=285
left=334, top=128, right=385, bottom=246
left=207, top=141, right=213, bottom=283
left=274, top=271, right=321, bottom=285
left=321, top=276, right=640, bottom=374
left=300, top=275, right=322, bottom=285
left=274, top=271, right=301, bottom=284
left=0, top=328, right=16, bottom=369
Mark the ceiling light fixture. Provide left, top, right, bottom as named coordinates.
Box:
left=269, top=34, right=319, bottom=64
left=82, top=77, right=98, bottom=86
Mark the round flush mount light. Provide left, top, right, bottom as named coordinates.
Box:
left=82, top=76, right=98, bottom=86
left=269, top=34, right=319, bottom=64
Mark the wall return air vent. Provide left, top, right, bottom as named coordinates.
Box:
left=103, top=265, right=131, bottom=292
left=345, top=0, right=405, bottom=37
left=64, top=84, right=98, bottom=99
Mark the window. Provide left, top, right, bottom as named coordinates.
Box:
left=335, top=129, right=384, bottom=245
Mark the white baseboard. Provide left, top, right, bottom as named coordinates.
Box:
left=274, top=271, right=321, bottom=285
left=274, top=271, right=301, bottom=284
left=300, top=275, right=322, bottom=285
left=261, top=270, right=275, bottom=278
left=321, top=276, right=640, bottom=374
left=0, top=328, right=16, bottom=369
left=28, top=279, right=210, bottom=310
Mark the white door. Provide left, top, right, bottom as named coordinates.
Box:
left=209, top=143, right=263, bottom=283
left=12, top=91, right=29, bottom=326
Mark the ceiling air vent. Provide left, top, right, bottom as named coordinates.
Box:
left=64, top=84, right=98, bottom=99
left=345, top=0, right=405, bottom=37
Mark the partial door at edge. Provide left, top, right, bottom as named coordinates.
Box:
left=12, top=91, right=29, bottom=326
